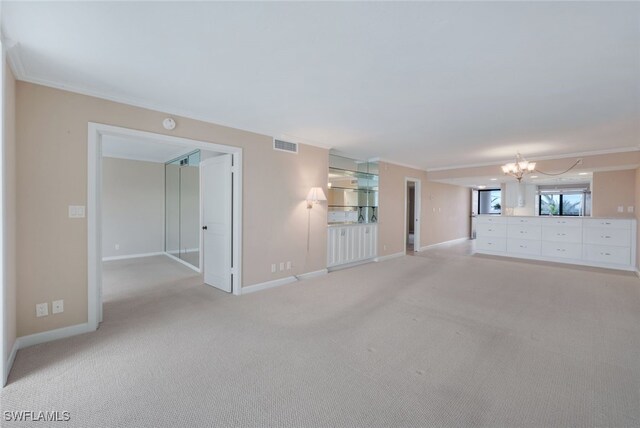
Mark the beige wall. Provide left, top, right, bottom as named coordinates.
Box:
left=592, top=169, right=636, bottom=218
left=377, top=161, right=470, bottom=257
left=102, top=157, right=165, bottom=258
left=636, top=168, right=640, bottom=270
left=16, top=82, right=328, bottom=336
left=423, top=180, right=471, bottom=246
left=3, top=61, right=17, bottom=369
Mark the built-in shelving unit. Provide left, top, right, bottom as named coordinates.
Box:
left=327, top=153, right=379, bottom=269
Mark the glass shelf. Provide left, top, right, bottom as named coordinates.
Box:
left=328, top=154, right=379, bottom=224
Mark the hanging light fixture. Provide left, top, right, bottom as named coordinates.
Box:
left=501, top=153, right=536, bottom=182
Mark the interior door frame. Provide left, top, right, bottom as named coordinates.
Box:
left=88, top=123, right=243, bottom=330
left=404, top=177, right=421, bottom=252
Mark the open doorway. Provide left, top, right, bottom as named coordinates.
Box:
left=404, top=178, right=421, bottom=252
left=88, top=123, right=243, bottom=330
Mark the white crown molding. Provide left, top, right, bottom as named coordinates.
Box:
left=6, top=45, right=334, bottom=152
left=8, top=44, right=638, bottom=170
left=426, top=146, right=640, bottom=172
left=368, top=157, right=425, bottom=172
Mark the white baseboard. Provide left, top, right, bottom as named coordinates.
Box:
left=328, top=259, right=375, bottom=272
left=374, top=251, right=405, bottom=262
left=3, top=323, right=95, bottom=387
left=242, top=268, right=330, bottom=294
left=241, top=276, right=297, bottom=295
left=296, top=269, right=328, bottom=280
left=163, top=252, right=201, bottom=273
left=16, top=322, right=95, bottom=350
left=102, top=251, right=164, bottom=262
left=419, top=237, right=469, bottom=251
left=3, top=340, right=19, bottom=387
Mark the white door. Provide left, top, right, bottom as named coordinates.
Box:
left=201, top=154, right=233, bottom=292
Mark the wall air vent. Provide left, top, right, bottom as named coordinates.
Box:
left=273, top=139, right=298, bottom=154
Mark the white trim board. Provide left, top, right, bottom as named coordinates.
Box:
left=241, top=276, right=298, bottom=295
left=296, top=269, right=328, bottom=280
left=88, top=123, right=244, bottom=335
left=6, top=46, right=332, bottom=153
left=164, top=252, right=201, bottom=273
left=102, top=252, right=164, bottom=262
left=419, top=237, right=470, bottom=251
left=4, top=323, right=94, bottom=385
left=404, top=177, right=421, bottom=253
left=4, top=340, right=17, bottom=386
left=16, top=323, right=94, bottom=350
left=374, top=252, right=406, bottom=262
left=242, top=269, right=330, bottom=295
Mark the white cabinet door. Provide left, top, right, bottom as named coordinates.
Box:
left=327, top=228, right=340, bottom=267
left=363, top=225, right=374, bottom=259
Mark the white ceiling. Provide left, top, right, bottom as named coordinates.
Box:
left=434, top=171, right=595, bottom=189
left=102, top=135, right=202, bottom=163
left=3, top=2, right=639, bottom=170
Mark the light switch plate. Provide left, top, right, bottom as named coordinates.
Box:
left=36, top=303, right=48, bottom=317
left=52, top=299, right=64, bottom=314
left=271, top=264, right=276, bottom=273
left=68, top=205, right=86, bottom=218
left=628, top=206, right=634, bottom=213
left=279, top=262, right=285, bottom=271
left=617, top=206, right=624, bottom=213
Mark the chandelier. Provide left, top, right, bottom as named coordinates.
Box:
left=501, top=153, right=536, bottom=182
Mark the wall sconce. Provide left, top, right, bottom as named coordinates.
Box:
left=306, top=187, right=327, bottom=209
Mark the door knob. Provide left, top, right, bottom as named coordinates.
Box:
left=202, top=226, right=208, bottom=230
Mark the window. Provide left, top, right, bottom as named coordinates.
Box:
left=539, top=192, right=584, bottom=216
left=478, top=189, right=502, bottom=215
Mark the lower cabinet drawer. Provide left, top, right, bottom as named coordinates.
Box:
left=584, top=227, right=631, bottom=247
left=584, top=244, right=631, bottom=266
left=476, top=237, right=506, bottom=252
left=477, top=223, right=507, bottom=238
left=507, top=239, right=541, bottom=256
left=541, top=226, right=582, bottom=243
left=541, top=241, right=582, bottom=260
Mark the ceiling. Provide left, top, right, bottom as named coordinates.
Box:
left=434, top=171, right=594, bottom=189
left=102, top=135, right=204, bottom=163
left=3, top=2, right=639, bottom=170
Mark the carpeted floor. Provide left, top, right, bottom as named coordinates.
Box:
left=2, top=242, right=639, bottom=427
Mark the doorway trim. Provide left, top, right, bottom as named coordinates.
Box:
left=404, top=177, right=421, bottom=252
left=88, top=123, right=243, bottom=330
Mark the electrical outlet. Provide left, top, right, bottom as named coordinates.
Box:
left=115, top=244, right=120, bottom=250
left=271, top=264, right=276, bottom=273
left=68, top=205, right=86, bottom=218
left=383, top=245, right=387, bottom=251
left=286, top=261, right=292, bottom=270
left=617, top=206, right=624, bottom=213
left=52, top=299, right=64, bottom=314
left=36, top=303, right=49, bottom=317
left=279, top=262, right=285, bottom=271
left=628, top=206, right=634, bottom=213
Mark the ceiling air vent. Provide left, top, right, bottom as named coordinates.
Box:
left=273, top=139, right=298, bottom=154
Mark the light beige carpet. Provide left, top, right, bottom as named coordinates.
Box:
left=2, top=243, right=639, bottom=427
